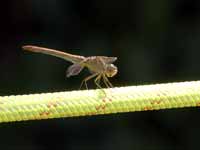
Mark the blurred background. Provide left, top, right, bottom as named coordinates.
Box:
left=0, top=0, right=200, bottom=149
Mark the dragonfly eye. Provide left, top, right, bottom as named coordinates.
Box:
left=106, top=64, right=118, bottom=77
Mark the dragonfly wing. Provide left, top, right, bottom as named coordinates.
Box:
left=100, top=56, right=117, bottom=64
left=66, top=64, right=84, bottom=77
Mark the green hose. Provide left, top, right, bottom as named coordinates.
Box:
left=0, top=80, right=200, bottom=123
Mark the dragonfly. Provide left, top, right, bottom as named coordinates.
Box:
left=22, top=45, right=118, bottom=89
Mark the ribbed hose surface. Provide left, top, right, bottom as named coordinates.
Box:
left=0, top=81, right=200, bottom=123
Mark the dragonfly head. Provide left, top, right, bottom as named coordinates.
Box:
left=105, top=64, right=118, bottom=77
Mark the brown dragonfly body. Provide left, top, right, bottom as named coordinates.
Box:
left=22, top=45, right=117, bottom=89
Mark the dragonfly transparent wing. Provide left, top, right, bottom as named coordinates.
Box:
left=99, top=56, right=117, bottom=64
left=66, top=64, right=84, bottom=77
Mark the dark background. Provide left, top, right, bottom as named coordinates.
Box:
left=0, top=0, right=200, bottom=149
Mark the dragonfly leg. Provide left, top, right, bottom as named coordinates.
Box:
left=95, top=75, right=107, bottom=96
left=96, top=75, right=101, bottom=85
left=79, top=73, right=98, bottom=90
left=103, top=77, right=111, bottom=88
left=102, top=75, right=110, bottom=88
left=102, top=74, right=113, bottom=88
left=94, top=75, right=102, bottom=89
